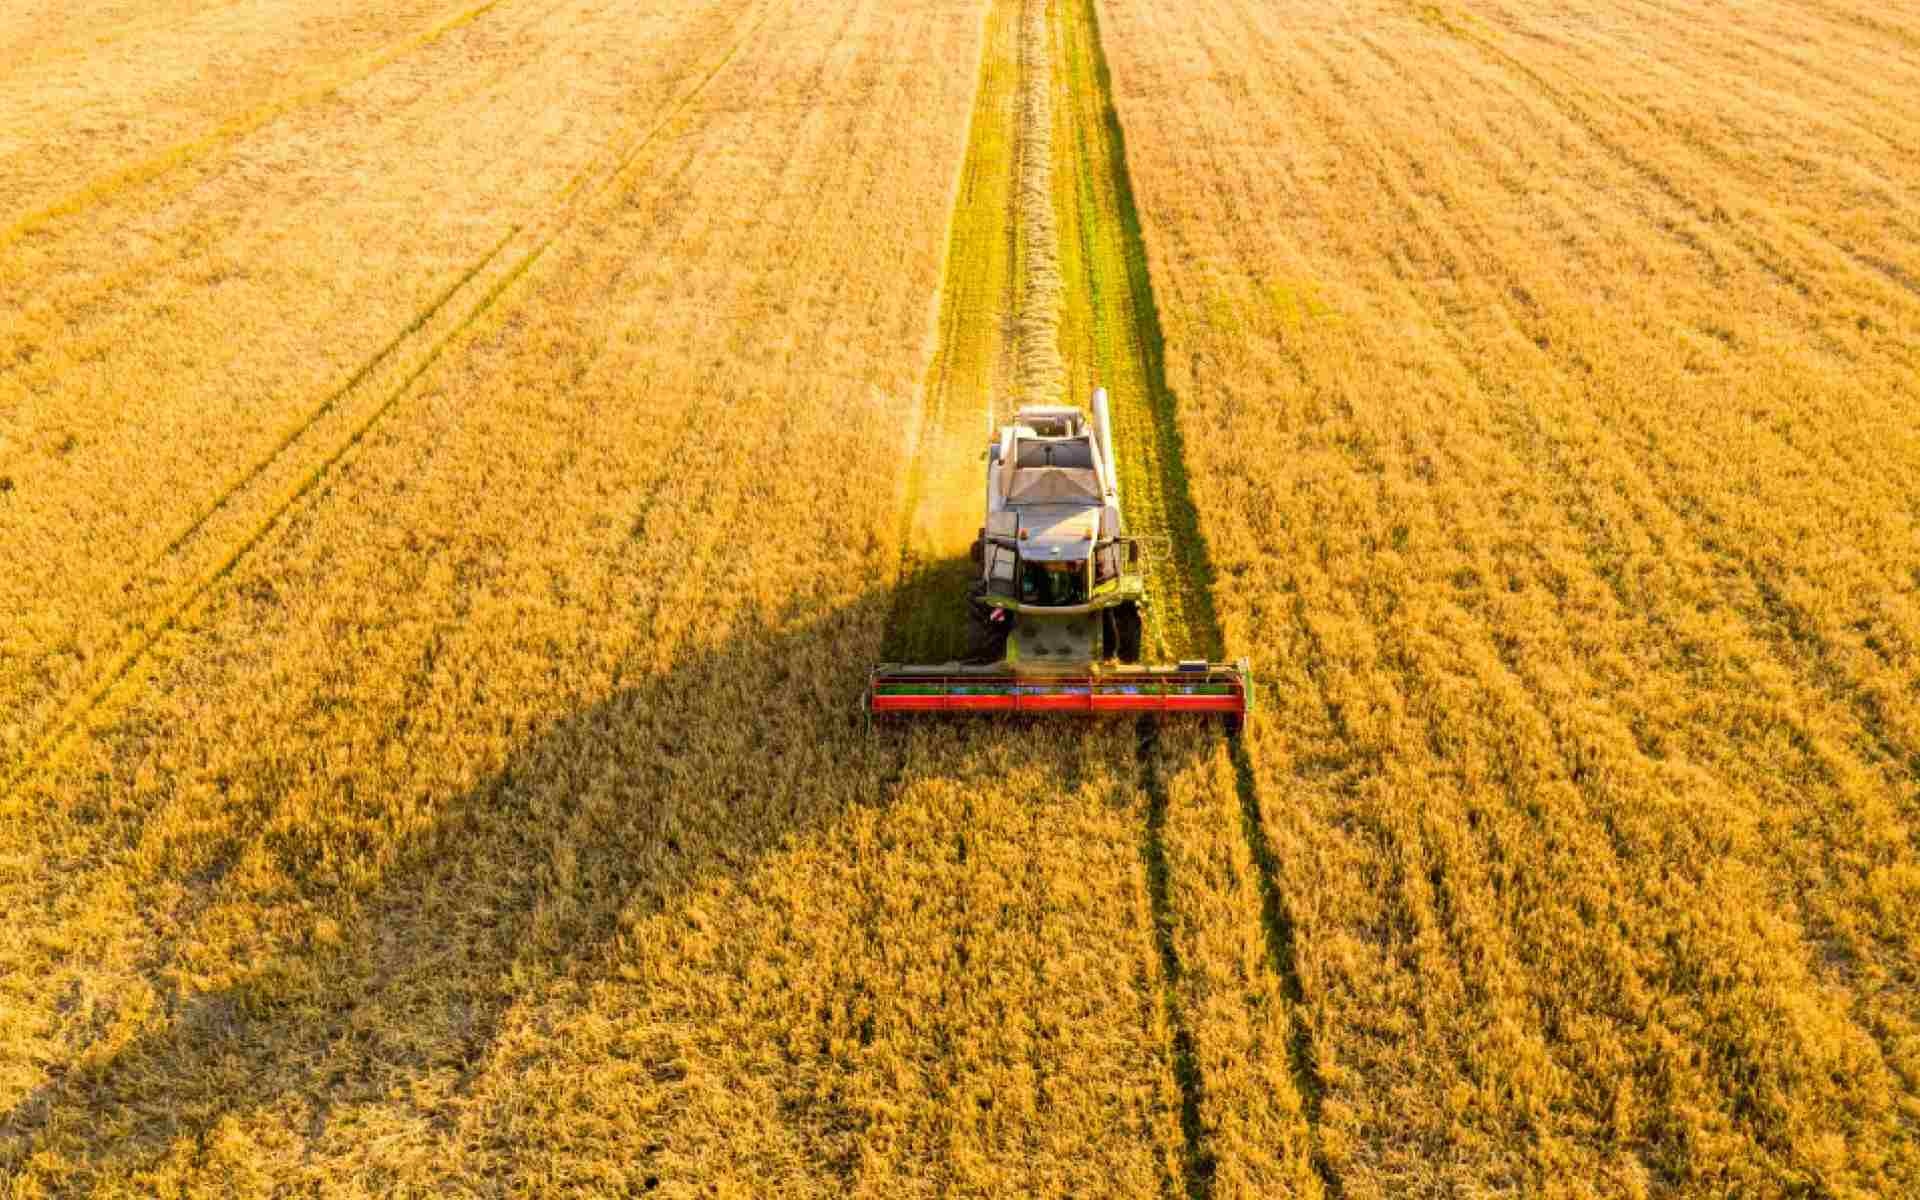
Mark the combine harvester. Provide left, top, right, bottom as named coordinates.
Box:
left=869, top=389, right=1253, bottom=729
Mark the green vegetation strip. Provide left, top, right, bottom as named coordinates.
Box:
left=1050, top=0, right=1219, bottom=666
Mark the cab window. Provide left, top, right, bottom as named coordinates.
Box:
left=1019, top=557, right=1089, bottom=606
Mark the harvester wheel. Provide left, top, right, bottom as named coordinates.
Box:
left=969, top=530, right=984, bottom=566
left=966, top=609, right=1008, bottom=663
left=965, top=584, right=1009, bottom=663
left=1110, top=601, right=1143, bottom=664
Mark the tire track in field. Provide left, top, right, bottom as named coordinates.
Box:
left=0, top=0, right=784, bottom=802
left=1135, top=718, right=1217, bottom=1199
left=0, top=122, right=739, bottom=1127
left=124, top=0, right=767, bottom=579
left=1053, top=0, right=1337, bottom=1191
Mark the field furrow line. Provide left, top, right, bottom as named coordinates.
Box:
left=0, top=0, right=785, bottom=802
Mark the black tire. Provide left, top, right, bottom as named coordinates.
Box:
left=966, top=587, right=1009, bottom=663
left=966, top=612, right=1008, bottom=663
left=969, top=530, right=984, bottom=566
left=1111, top=601, right=1143, bottom=664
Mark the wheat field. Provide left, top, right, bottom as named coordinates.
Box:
left=3, top=0, right=1918, bottom=1195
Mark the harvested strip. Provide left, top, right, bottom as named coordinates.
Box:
left=881, top=0, right=1024, bottom=664
left=1048, top=0, right=1219, bottom=665
left=1011, top=0, right=1066, bottom=406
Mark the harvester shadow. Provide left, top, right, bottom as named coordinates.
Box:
left=881, top=550, right=977, bottom=664
left=0, top=590, right=904, bottom=1187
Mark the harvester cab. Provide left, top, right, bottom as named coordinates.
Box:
left=869, top=389, right=1253, bottom=728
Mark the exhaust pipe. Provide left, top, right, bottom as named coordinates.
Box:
left=1091, top=387, right=1120, bottom=503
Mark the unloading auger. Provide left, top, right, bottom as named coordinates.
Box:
left=869, top=389, right=1253, bottom=730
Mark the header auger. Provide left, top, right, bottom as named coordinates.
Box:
left=869, top=389, right=1253, bottom=731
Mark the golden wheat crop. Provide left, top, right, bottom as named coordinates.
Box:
left=0, top=0, right=782, bottom=771
left=1102, top=0, right=1920, bottom=1193
left=4, top=0, right=1918, bottom=1194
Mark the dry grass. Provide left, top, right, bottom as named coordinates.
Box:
left=1100, top=0, right=1920, bottom=1192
